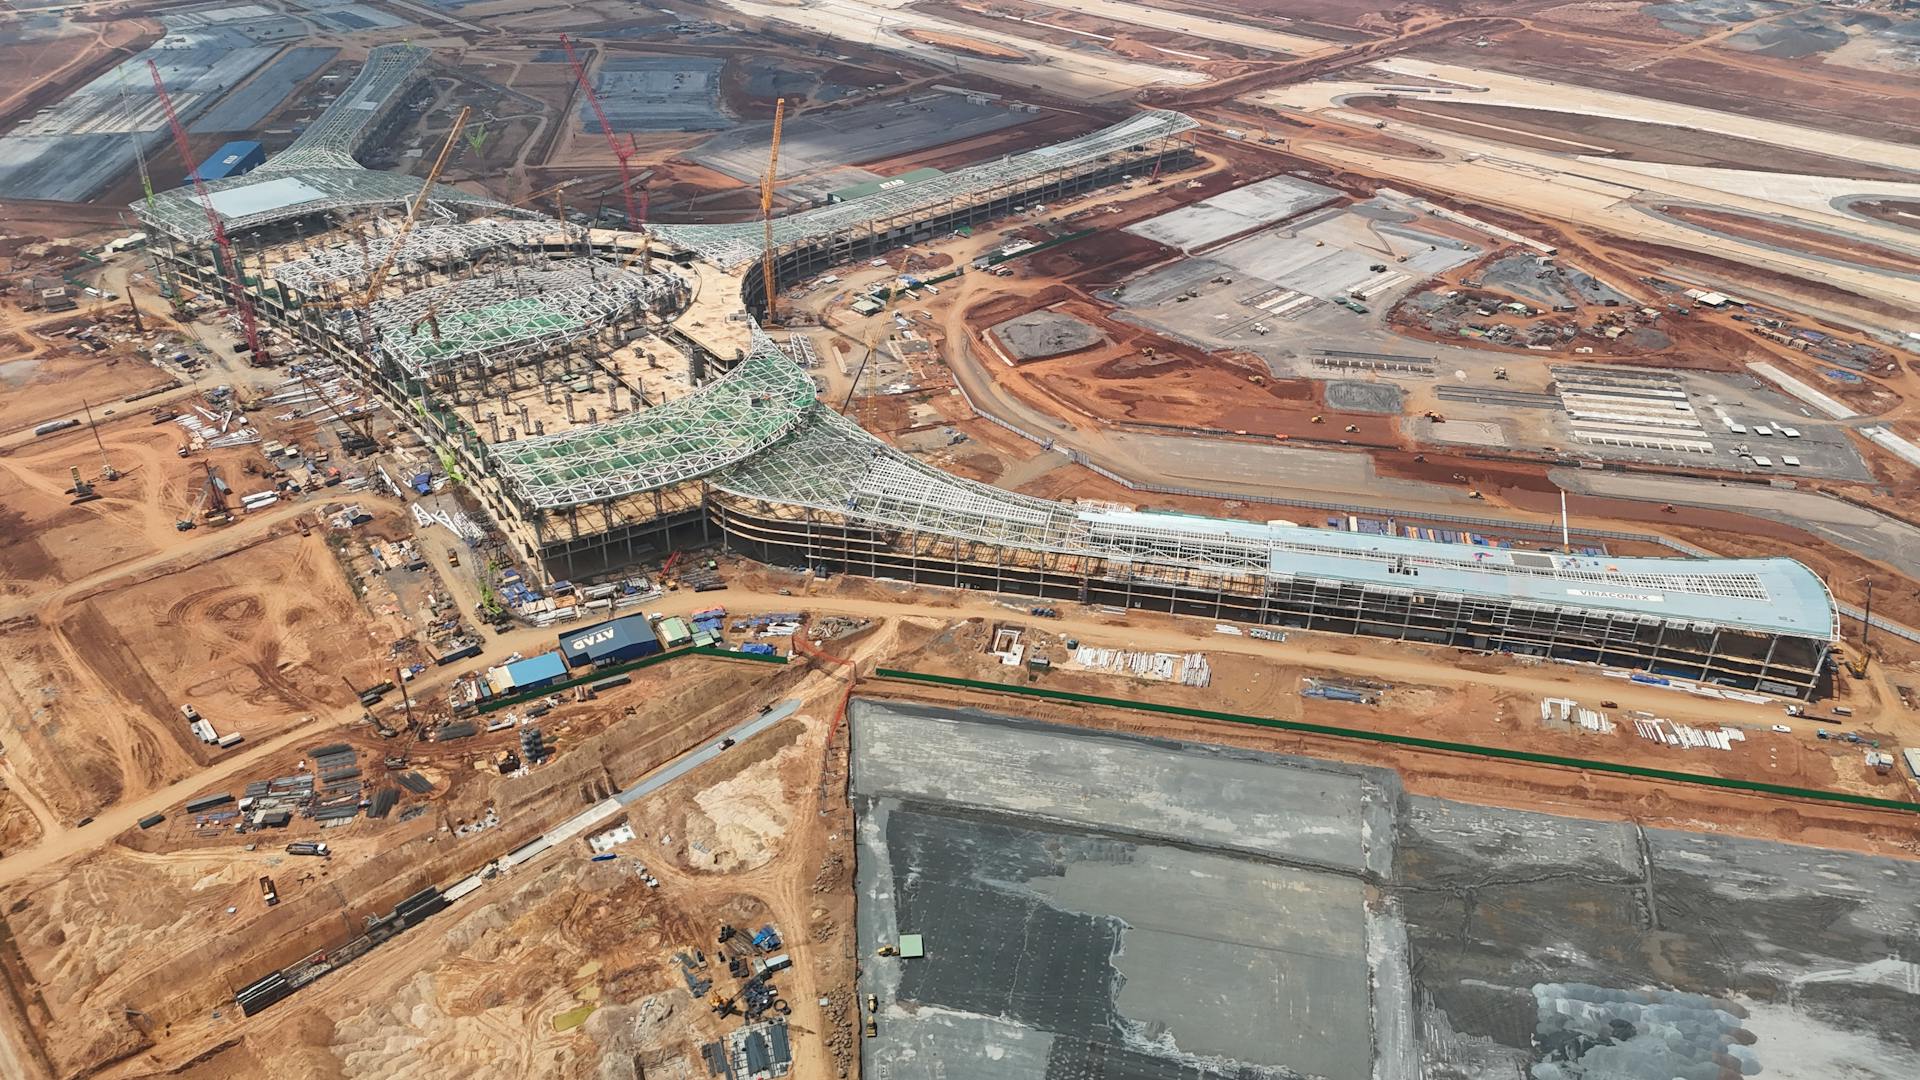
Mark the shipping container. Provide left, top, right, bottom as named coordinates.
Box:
left=33, top=418, right=80, bottom=436
left=137, top=812, right=165, bottom=829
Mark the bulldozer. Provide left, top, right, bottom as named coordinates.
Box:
left=709, top=992, right=736, bottom=1017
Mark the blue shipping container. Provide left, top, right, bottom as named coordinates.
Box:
left=191, top=140, right=265, bottom=184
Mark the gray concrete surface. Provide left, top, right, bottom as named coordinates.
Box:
left=852, top=701, right=1390, bottom=1079
left=853, top=701, right=1920, bottom=1080
left=1124, top=174, right=1340, bottom=251
left=694, top=94, right=1036, bottom=182
left=1325, top=379, right=1405, bottom=414
left=581, top=56, right=730, bottom=133
left=190, top=46, right=338, bottom=134
left=851, top=700, right=1381, bottom=870
left=1554, top=467, right=1920, bottom=580
left=989, top=310, right=1104, bottom=361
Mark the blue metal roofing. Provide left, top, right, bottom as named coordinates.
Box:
left=1074, top=510, right=1835, bottom=640
left=558, top=614, right=659, bottom=665
left=197, top=140, right=264, bottom=182
left=504, top=651, right=568, bottom=687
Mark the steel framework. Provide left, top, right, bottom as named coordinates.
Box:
left=259, top=44, right=431, bottom=173
left=492, top=332, right=816, bottom=508
left=134, top=45, right=511, bottom=243
left=366, top=262, right=682, bottom=376
left=652, top=110, right=1197, bottom=269
left=270, top=221, right=581, bottom=297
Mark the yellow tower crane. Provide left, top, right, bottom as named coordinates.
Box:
left=760, top=97, right=786, bottom=325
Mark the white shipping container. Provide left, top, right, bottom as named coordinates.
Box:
left=1782, top=455, right=1801, bottom=466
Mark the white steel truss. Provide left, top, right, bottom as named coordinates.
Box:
left=651, top=110, right=1197, bottom=269
left=365, top=261, right=685, bottom=376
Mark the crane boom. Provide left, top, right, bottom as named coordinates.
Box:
left=760, top=97, right=785, bottom=325
left=361, top=106, right=471, bottom=307
left=149, top=59, right=263, bottom=359
left=559, top=35, right=640, bottom=229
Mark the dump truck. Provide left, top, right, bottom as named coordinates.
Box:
left=259, top=876, right=278, bottom=906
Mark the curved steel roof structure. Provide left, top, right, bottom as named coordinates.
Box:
left=491, top=333, right=819, bottom=507
left=652, top=110, right=1198, bottom=269
left=135, top=44, right=517, bottom=243
left=130, top=39, right=1836, bottom=648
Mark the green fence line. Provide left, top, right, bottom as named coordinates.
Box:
left=475, top=645, right=788, bottom=714
left=871, top=668, right=1920, bottom=814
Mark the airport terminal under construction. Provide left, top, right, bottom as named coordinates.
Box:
left=134, top=44, right=1837, bottom=699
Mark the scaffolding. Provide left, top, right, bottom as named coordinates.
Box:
left=270, top=220, right=580, bottom=296
left=652, top=110, right=1198, bottom=269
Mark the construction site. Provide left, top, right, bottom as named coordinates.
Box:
left=0, top=1, right=1918, bottom=1078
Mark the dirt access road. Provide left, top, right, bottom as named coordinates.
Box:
left=0, top=574, right=1869, bottom=891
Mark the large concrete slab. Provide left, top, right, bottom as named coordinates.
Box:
left=1125, top=174, right=1341, bottom=251
left=854, top=700, right=1920, bottom=1080
left=852, top=700, right=1384, bottom=871
left=692, top=94, right=1037, bottom=182
left=852, top=702, right=1388, bottom=1080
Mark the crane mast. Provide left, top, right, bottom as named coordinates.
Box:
left=760, top=97, right=785, bottom=325
left=559, top=33, right=644, bottom=266
left=149, top=59, right=264, bottom=359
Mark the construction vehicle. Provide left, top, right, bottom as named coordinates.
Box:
left=864, top=1018, right=878, bottom=1039
left=1840, top=645, right=1869, bottom=680
left=1310, top=415, right=1324, bottom=424
left=259, top=876, right=278, bottom=906
left=1468, top=490, right=1484, bottom=500
left=877, top=944, right=897, bottom=957
left=866, top=994, right=878, bottom=1014
left=1344, top=424, right=1358, bottom=433
left=68, top=467, right=99, bottom=505
left=1493, top=366, right=1509, bottom=380
left=1422, top=411, right=1445, bottom=423
left=709, top=992, right=736, bottom=1017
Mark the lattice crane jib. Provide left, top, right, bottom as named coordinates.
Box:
left=149, top=59, right=262, bottom=358
left=761, top=97, right=785, bottom=325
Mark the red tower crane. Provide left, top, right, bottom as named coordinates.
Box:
left=559, top=35, right=641, bottom=231
left=148, top=59, right=263, bottom=360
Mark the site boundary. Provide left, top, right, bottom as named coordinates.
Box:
left=473, top=645, right=788, bottom=714
left=870, top=668, right=1920, bottom=814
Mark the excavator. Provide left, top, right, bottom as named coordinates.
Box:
left=1839, top=643, right=1870, bottom=680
